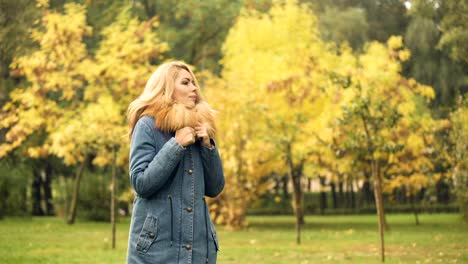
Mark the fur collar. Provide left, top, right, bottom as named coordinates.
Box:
left=142, top=102, right=216, bottom=138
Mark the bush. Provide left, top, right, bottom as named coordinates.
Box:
left=0, top=160, right=30, bottom=217
left=247, top=192, right=460, bottom=215
left=52, top=167, right=130, bottom=222
left=77, top=171, right=112, bottom=222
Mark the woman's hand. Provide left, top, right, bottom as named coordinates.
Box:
left=175, top=127, right=196, bottom=147
left=195, top=123, right=212, bottom=148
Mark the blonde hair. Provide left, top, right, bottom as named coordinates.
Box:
left=127, top=61, right=203, bottom=138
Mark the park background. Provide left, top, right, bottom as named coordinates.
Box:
left=0, top=0, right=467, bottom=263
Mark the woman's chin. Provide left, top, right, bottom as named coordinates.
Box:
left=185, top=101, right=196, bottom=109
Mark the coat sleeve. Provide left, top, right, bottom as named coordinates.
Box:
left=200, top=139, right=225, bottom=198
left=129, top=120, right=185, bottom=198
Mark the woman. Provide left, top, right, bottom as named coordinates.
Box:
left=126, top=61, right=225, bottom=264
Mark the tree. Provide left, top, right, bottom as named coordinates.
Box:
left=0, top=1, right=91, bottom=216
left=0, top=0, right=38, bottom=96
left=383, top=104, right=443, bottom=225
left=200, top=70, right=276, bottom=230
left=338, top=36, right=436, bottom=261
left=449, top=96, right=468, bottom=221
left=438, top=0, right=468, bottom=62
left=219, top=0, right=350, bottom=242
left=1, top=1, right=168, bottom=226
left=404, top=0, right=465, bottom=107
left=133, top=0, right=241, bottom=74
left=48, top=5, right=168, bottom=225
left=319, top=7, right=369, bottom=51
left=310, top=0, right=408, bottom=44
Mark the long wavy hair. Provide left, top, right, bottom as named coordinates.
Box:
left=127, top=61, right=203, bottom=139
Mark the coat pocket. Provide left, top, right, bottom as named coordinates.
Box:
left=209, top=222, right=219, bottom=251
left=136, top=215, right=158, bottom=253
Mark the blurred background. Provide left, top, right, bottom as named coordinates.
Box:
left=0, top=0, right=467, bottom=263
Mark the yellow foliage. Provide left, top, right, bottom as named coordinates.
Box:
left=1, top=2, right=90, bottom=158
left=1, top=2, right=167, bottom=170
left=207, top=0, right=341, bottom=227
left=407, top=134, right=425, bottom=155
left=408, top=173, right=429, bottom=191
left=387, top=35, right=403, bottom=50
left=331, top=35, right=440, bottom=199
left=398, top=49, right=411, bottom=62
left=49, top=95, right=128, bottom=165
left=27, top=146, right=49, bottom=159
left=416, top=84, right=436, bottom=100
left=36, top=0, right=49, bottom=8
left=0, top=0, right=446, bottom=228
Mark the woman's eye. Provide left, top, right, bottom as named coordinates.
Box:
left=182, top=82, right=188, bottom=85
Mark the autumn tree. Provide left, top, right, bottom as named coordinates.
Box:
left=0, top=1, right=91, bottom=215
left=219, top=0, right=354, bottom=242
left=1, top=1, right=168, bottom=227
left=200, top=70, right=277, bottom=230
left=337, top=36, right=436, bottom=261
left=383, top=102, right=445, bottom=225
left=49, top=5, right=168, bottom=226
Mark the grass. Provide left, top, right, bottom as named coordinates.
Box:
left=0, top=213, right=466, bottom=263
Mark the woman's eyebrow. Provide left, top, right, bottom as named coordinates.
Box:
left=182, top=77, right=193, bottom=82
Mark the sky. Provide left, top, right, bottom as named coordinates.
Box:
left=404, top=1, right=412, bottom=9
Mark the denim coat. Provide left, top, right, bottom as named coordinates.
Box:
left=126, top=115, right=225, bottom=264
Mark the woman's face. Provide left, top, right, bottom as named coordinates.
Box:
left=173, top=69, right=198, bottom=108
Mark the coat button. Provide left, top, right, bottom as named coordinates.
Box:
left=185, top=207, right=193, bottom=212
left=148, top=232, right=155, bottom=239
left=187, top=169, right=193, bottom=174
left=184, top=244, right=192, bottom=250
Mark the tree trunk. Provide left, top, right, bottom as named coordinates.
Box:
left=361, top=111, right=387, bottom=262
left=0, top=183, right=8, bottom=218
left=291, top=171, right=303, bottom=245
left=286, top=144, right=304, bottom=245
left=372, top=160, right=386, bottom=262
left=273, top=173, right=281, bottom=195
left=31, top=161, right=55, bottom=216
left=44, top=162, right=54, bottom=216
left=330, top=182, right=337, bottom=209
left=410, top=194, right=419, bottom=225
left=111, top=148, right=117, bottom=249
left=319, top=176, right=327, bottom=215
left=295, top=173, right=304, bottom=226
left=338, top=180, right=344, bottom=208
left=402, top=186, right=407, bottom=204
left=295, top=166, right=305, bottom=226
left=281, top=174, right=289, bottom=199
left=21, top=185, right=28, bottom=214
left=307, top=178, right=312, bottom=192
left=348, top=180, right=356, bottom=209
left=361, top=175, right=374, bottom=206
left=32, top=169, right=44, bottom=216
left=67, top=158, right=87, bottom=225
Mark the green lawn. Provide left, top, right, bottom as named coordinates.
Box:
left=0, top=214, right=466, bottom=263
